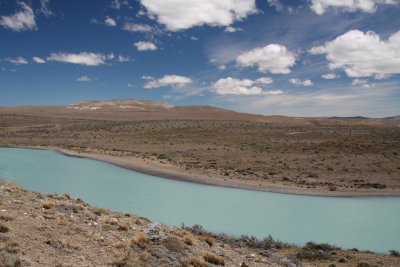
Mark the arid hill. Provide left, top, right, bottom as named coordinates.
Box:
left=1, top=99, right=399, bottom=196
left=0, top=99, right=397, bottom=126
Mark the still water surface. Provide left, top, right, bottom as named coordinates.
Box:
left=0, top=148, right=399, bottom=252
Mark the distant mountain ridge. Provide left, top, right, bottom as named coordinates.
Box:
left=0, top=99, right=399, bottom=127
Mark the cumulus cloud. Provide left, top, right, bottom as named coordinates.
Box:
left=224, top=26, right=242, bottom=33
left=105, top=16, right=117, bottom=26
left=139, top=0, right=257, bottom=31
left=77, top=75, right=92, bottom=82
left=134, top=41, right=158, bottom=51
left=321, top=73, right=339, bottom=79
left=236, top=44, right=296, bottom=74
left=266, top=90, right=284, bottom=95
left=123, top=22, right=153, bottom=32
left=256, top=77, right=273, bottom=84
left=47, top=52, right=114, bottom=66
left=0, top=2, right=36, bottom=31
left=289, top=78, right=314, bottom=86
left=212, top=77, right=262, bottom=95
left=310, top=0, right=396, bottom=15
left=5, top=57, right=28, bottom=65
left=309, top=30, right=400, bottom=79
left=144, top=75, right=192, bottom=88
left=32, top=57, right=46, bottom=64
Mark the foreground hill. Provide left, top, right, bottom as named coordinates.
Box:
left=1, top=180, right=399, bottom=266
left=0, top=99, right=399, bottom=196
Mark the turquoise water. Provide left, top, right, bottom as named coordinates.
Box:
left=0, top=148, right=399, bottom=253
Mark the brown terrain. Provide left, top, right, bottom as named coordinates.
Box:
left=1, top=180, right=400, bottom=267
left=0, top=99, right=399, bottom=196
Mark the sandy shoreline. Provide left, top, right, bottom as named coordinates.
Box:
left=3, top=145, right=400, bottom=197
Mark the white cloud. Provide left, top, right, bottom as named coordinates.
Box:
left=144, top=75, right=192, bottom=88
left=321, top=73, right=339, bottom=79
left=110, top=0, right=130, bottom=9
left=218, top=65, right=226, bottom=70
left=128, top=83, right=134, bottom=87
left=134, top=41, right=158, bottom=51
left=289, top=78, right=314, bottom=86
left=310, top=0, right=396, bottom=15
left=190, top=36, right=198, bottom=41
left=236, top=44, right=296, bottom=74
left=32, top=57, right=46, bottom=64
left=105, top=16, right=117, bottom=27
left=266, top=90, right=284, bottom=95
left=268, top=0, right=284, bottom=11
left=123, top=22, right=153, bottom=32
left=117, top=55, right=130, bottom=62
left=47, top=52, right=114, bottom=66
left=5, top=57, right=28, bottom=65
left=351, top=78, right=376, bottom=88
left=351, top=79, right=368, bottom=86
left=211, top=77, right=263, bottom=95
left=77, top=76, right=92, bottom=82
left=39, top=0, right=53, bottom=17
left=224, top=26, right=242, bottom=33
left=139, top=0, right=257, bottom=31
left=309, top=30, right=400, bottom=79
left=256, top=77, right=273, bottom=84
left=0, top=2, right=36, bottom=31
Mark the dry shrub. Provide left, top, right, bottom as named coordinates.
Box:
left=182, top=256, right=211, bottom=267
left=183, top=236, right=193, bottom=246
left=203, top=253, right=225, bottom=266
left=141, top=251, right=152, bottom=262
left=113, top=241, right=128, bottom=249
left=112, top=256, right=144, bottom=267
left=42, top=201, right=56, bottom=209
left=93, top=207, right=111, bottom=216
left=204, top=236, right=214, bottom=247
left=0, top=223, right=9, bottom=233
left=118, top=223, right=129, bottom=231
left=131, top=233, right=150, bottom=249
left=162, top=236, right=185, bottom=254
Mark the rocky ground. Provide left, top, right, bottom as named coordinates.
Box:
left=0, top=103, right=399, bottom=195
left=1, top=180, right=399, bottom=267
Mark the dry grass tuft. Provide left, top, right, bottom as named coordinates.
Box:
left=162, top=236, right=185, bottom=254
left=42, top=201, right=56, bottom=210
left=0, top=222, right=10, bottom=233
left=182, top=256, right=211, bottom=267
left=203, top=253, right=225, bottom=266
left=131, top=233, right=150, bottom=249
left=204, top=236, right=214, bottom=247
left=183, top=235, right=193, bottom=246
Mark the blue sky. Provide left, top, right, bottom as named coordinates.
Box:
left=0, top=0, right=399, bottom=117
